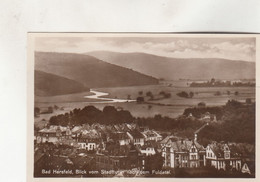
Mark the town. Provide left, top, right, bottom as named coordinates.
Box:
left=34, top=101, right=255, bottom=178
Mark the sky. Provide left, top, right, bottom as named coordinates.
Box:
left=35, top=36, right=256, bottom=62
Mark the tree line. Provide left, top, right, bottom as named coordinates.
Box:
left=49, top=105, right=133, bottom=126
left=48, top=99, right=255, bottom=145
left=189, top=100, right=255, bottom=145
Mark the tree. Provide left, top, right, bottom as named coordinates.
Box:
left=138, top=91, right=143, bottom=95
left=146, top=91, right=153, bottom=97
left=159, top=91, right=165, bottom=96
left=177, top=91, right=189, bottom=98
left=117, top=110, right=133, bottom=123
left=166, top=93, right=171, bottom=98
left=189, top=92, right=194, bottom=98
left=234, top=91, right=239, bottom=96
left=227, top=90, right=230, bottom=95
left=48, top=106, right=53, bottom=113
left=159, top=91, right=171, bottom=98
left=148, top=94, right=154, bottom=100
left=136, top=96, right=144, bottom=103
left=146, top=91, right=154, bottom=100
left=198, top=102, right=206, bottom=108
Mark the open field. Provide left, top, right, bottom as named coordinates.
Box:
left=34, top=80, right=255, bottom=129
left=35, top=91, right=94, bottom=104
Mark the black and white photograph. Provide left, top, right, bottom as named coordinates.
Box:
left=30, top=34, right=256, bottom=178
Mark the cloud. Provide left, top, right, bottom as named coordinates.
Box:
left=35, top=37, right=255, bottom=62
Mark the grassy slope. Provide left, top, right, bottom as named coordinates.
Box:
left=87, top=51, right=255, bottom=80
left=35, top=52, right=159, bottom=88
left=35, top=70, right=89, bottom=96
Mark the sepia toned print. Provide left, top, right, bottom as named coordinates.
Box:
left=29, top=34, right=256, bottom=179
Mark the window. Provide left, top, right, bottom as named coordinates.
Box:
left=191, top=155, right=196, bottom=160
left=225, top=153, right=230, bottom=159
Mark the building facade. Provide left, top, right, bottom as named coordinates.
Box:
left=205, top=142, right=242, bottom=171
left=161, top=138, right=206, bottom=169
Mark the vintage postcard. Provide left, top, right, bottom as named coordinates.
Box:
left=27, top=33, right=258, bottom=181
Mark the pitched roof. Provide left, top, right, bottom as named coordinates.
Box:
left=80, top=129, right=100, bottom=139
left=140, top=140, right=161, bottom=150
left=142, top=130, right=162, bottom=138
left=128, top=130, right=145, bottom=139
left=71, top=126, right=82, bottom=133
left=165, top=139, right=204, bottom=152
left=34, top=151, right=45, bottom=163
left=160, top=136, right=181, bottom=144
left=70, top=156, right=94, bottom=169
left=39, top=125, right=67, bottom=133
left=59, top=139, right=80, bottom=148
left=208, top=143, right=229, bottom=158
left=110, top=132, right=129, bottom=141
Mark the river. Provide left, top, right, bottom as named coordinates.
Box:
left=84, top=89, right=136, bottom=103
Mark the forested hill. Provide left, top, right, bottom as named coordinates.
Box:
left=35, top=52, right=159, bottom=88
left=183, top=100, right=255, bottom=145
left=35, top=70, right=89, bottom=96
left=87, top=51, right=255, bottom=80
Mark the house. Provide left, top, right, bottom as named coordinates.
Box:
left=59, top=139, right=80, bottom=148
left=187, top=113, right=196, bottom=120
left=110, top=132, right=131, bottom=146
left=99, top=143, right=145, bottom=170
left=127, top=130, right=145, bottom=146
left=139, top=140, right=160, bottom=156
left=70, top=156, right=95, bottom=173
left=199, top=112, right=217, bottom=122
left=205, top=142, right=242, bottom=171
left=53, top=147, right=76, bottom=158
left=160, top=135, right=181, bottom=148
left=142, top=130, right=162, bottom=142
left=77, top=129, right=101, bottom=151
left=119, top=123, right=132, bottom=132
left=71, top=125, right=83, bottom=139
left=126, top=123, right=138, bottom=131
left=36, top=125, right=68, bottom=144
left=161, top=138, right=206, bottom=168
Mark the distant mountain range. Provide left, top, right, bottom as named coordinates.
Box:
left=35, top=70, right=89, bottom=96
left=87, top=51, right=255, bottom=80
left=35, top=52, right=159, bottom=93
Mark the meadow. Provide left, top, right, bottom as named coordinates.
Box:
left=34, top=80, right=255, bottom=129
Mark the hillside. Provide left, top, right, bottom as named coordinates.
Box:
left=35, top=70, right=89, bottom=96
left=87, top=51, right=255, bottom=80
left=35, top=52, right=159, bottom=88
